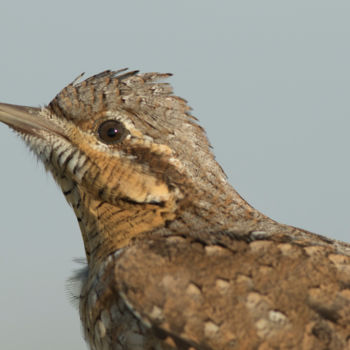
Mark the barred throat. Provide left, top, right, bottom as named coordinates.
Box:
left=54, top=171, right=178, bottom=265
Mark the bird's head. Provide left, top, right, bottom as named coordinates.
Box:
left=0, top=69, right=239, bottom=260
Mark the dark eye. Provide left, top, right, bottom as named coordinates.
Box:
left=98, top=120, right=127, bottom=144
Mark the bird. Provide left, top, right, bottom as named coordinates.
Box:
left=1, top=69, right=350, bottom=350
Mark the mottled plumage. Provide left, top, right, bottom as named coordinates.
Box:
left=1, top=69, right=350, bottom=350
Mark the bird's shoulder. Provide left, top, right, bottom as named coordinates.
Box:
left=81, top=232, right=350, bottom=349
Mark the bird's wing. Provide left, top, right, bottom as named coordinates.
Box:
left=112, top=234, right=350, bottom=350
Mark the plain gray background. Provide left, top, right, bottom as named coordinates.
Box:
left=0, top=1, right=349, bottom=349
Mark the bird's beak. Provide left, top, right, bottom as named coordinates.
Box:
left=0, top=102, right=65, bottom=137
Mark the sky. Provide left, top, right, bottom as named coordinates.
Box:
left=0, top=1, right=350, bottom=349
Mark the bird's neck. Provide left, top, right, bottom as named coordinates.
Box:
left=59, top=171, right=283, bottom=267
left=69, top=187, right=177, bottom=265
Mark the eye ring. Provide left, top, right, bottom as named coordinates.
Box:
left=97, top=120, right=127, bottom=144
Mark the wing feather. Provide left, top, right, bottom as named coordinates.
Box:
left=112, top=234, right=350, bottom=349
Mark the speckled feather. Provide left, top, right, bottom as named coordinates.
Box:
left=2, top=70, right=350, bottom=350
